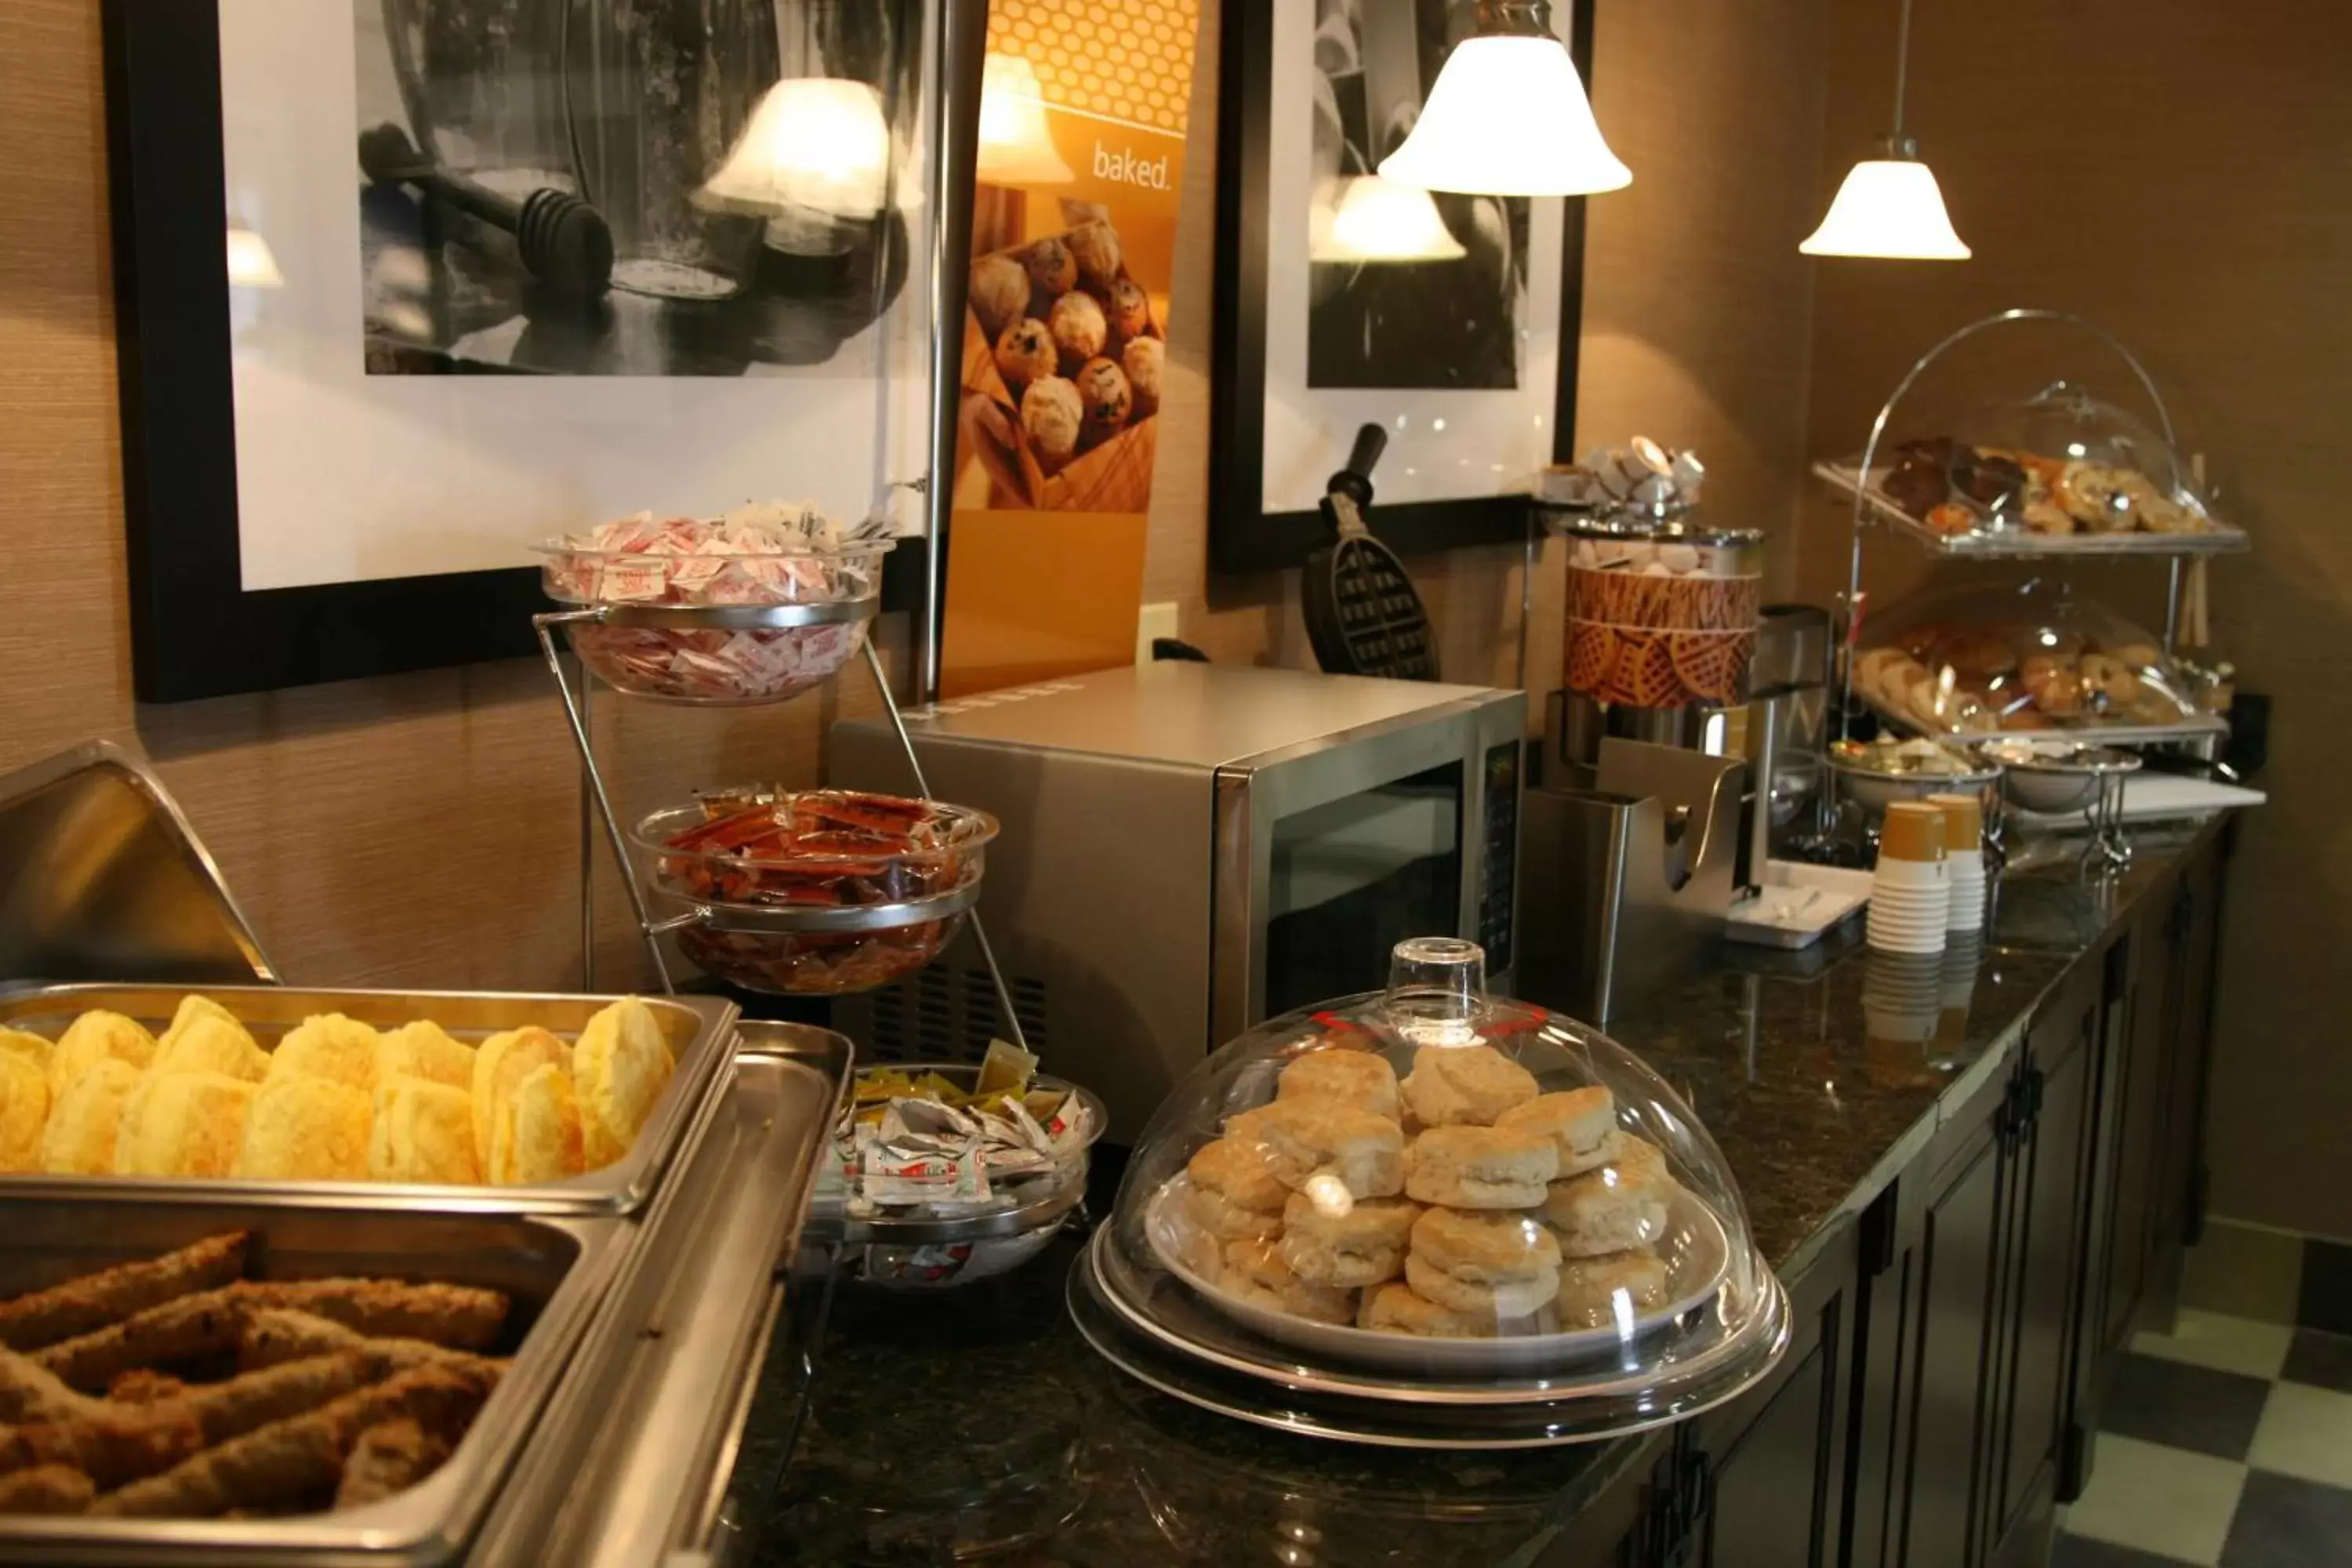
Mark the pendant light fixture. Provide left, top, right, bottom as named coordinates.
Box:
left=1375, top=1, right=1629, bottom=198
left=1311, top=175, right=1469, bottom=264
left=1801, top=0, right=1969, bottom=259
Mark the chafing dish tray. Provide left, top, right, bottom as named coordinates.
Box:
left=0, top=983, right=738, bottom=1215
left=0, top=1199, right=622, bottom=1566
left=472, top=1022, right=851, bottom=1568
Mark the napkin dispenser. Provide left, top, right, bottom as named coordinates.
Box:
left=1519, top=738, right=1745, bottom=1022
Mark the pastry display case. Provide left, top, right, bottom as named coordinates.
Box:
left=1818, top=312, right=2249, bottom=851
left=1073, top=938, right=1788, bottom=1447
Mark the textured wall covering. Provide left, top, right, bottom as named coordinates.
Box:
left=1802, top=0, right=2351, bottom=1237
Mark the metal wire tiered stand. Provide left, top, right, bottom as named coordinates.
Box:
left=1813, top=308, right=2249, bottom=872
left=533, top=597, right=1029, bottom=1057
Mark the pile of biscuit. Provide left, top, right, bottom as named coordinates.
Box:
left=0, top=996, right=675, bottom=1188
left=0, top=1230, right=507, bottom=1517
left=1184, top=1042, right=1676, bottom=1339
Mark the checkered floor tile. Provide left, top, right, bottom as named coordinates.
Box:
left=2056, top=1311, right=2352, bottom=1566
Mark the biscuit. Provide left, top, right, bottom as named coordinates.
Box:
left=157, top=994, right=240, bottom=1053
left=368, top=1076, right=481, bottom=1185
left=48, top=1011, right=156, bottom=1098
left=267, top=1014, right=382, bottom=1093
left=1279, top=1190, right=1420, bottom=1287
left=1276, top=1047, right=1400, bottom=1120
left=472, top=1026, right=571, bottom=1167
left=0, top=1049, right=46, bottom=1172
left=1554, top=1249, right=1670, bottom=1329
left=1188, top=1134, right=1288, bottom=1214
left=114, top=1072, right=256, bottom=1178
left=488, top=1064, right=586, bottom=1185
left=1403, top=1125, right=1557, bottom=1208
left=0, top=1028, right=53, bottom=1073
left=573, top=998, right=675, bottom=1170
left=1408, top=1206, right=1562, bottom=1283
left=1399, top=1044, right=1538, bottom=1128
left=1357, top=1281, right=1494, bottom=1338
left=1225, top=1098, right=1404, bottom=1198
left=1495, top=1087, right=1619, bottom=1175
left=151, top=1014, right=269, bottom=1084
left=376, top=1022, right=476, bottom=1091
left=1539, top=1138, right=1674, bottom=1256
left=1221, top=1237, right=1354, bottom=1325
left=1404, top=1254, right=1557, bottom=1319
left=39, top=1057, right=143, bottom=1174
left=234, top=1073, right=372, bottom=1181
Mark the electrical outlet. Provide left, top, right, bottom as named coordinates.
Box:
left=1136, top=601, right=1180, bottom=663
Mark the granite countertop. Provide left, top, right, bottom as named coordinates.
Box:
left=741, top=822, right=2223, bottom=1566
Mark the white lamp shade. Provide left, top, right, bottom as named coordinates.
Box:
left=977, top=53, right=1076, bottom=187
left=699, top=78, right=893, bottom=220
left=225, top=225, right=282, bottom=289
left=1311, top=175, right=1469, bottom=263
left=1376, top=35, right=1630, bottom=198
left=1799, top=158, right=1971, bottom=259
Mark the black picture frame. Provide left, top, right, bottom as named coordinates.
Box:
left=103, top=0, right=553, bottom=705
left=1208, top=0, right=1595, bottom=576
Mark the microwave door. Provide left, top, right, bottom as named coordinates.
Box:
left=1211, top=720, right=1483, bottom=1043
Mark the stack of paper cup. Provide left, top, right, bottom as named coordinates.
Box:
left=1867, top=801, right=1950, bottom=955
left=1928, top=792, right=1988, bottom=935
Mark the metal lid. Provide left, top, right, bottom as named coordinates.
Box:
left=0, top=741, right=274, bottom=985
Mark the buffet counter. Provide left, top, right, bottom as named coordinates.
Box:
left=746, top=817, right=2234, bottom=1566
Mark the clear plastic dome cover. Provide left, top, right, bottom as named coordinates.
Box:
left=1858, top=382, right=2240, bottom=545
left=1857, top=578, right=2209, bottom=739
left=1090, top=938, right=1788, bottom=1434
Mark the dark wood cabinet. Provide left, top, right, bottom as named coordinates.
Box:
left=1584, top=829, right=2231, bottom=1568
left=1861, top=1073, right=2010, bottom=1568
left=1695, top=1217, right=1859, bottom=1568
left=1991, top=967, right=2099, bottom=1560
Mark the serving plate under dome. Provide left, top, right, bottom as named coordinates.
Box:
left=1142, top=1175, right=1732, bottom=1376
left=1073, top=1233, right=1791, bottom=1448
left=1079, top=937, right=1788, bottom=1439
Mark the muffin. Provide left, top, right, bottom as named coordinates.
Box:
left=1074, top=357, right=1132, bottom=439
left=1048, top=291, right=1108, bottom=368
left=1108, top=277, right=1151, bottom=340
left=1065, top=220, right=1122, bottom=292
left=1020, top=376, right=1084, bottom=463
left=993, top=318, right=1057, bottom=387
left=968, top=252, right=1031, bottom=339
left=1122, top=335, right=1163, bottom=417
left=1022, top=236, right=1076, bottom=294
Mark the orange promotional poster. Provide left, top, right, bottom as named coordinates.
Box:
left=939, top=0, right=1198, bottom=697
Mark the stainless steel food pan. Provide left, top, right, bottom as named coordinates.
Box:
left=0, top=983, right=738, bottom=1215
left=0, top=1200, right=624, bottom=1566
left=471, top=1022, right=851, bottom=1568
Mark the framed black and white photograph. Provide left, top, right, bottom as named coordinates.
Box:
left=103, top=0, right=927, bottom=702
left=1210, top=0, right=1592, bottom=575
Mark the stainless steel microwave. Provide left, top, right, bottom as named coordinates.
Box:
left=831, top=663, right=1523, bottom=1134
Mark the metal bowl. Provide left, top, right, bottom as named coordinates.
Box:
left=1985, top=742, right=2142, bottom=815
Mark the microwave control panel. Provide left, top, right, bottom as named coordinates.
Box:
left=1479, top=739, right=1519, bottom=972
